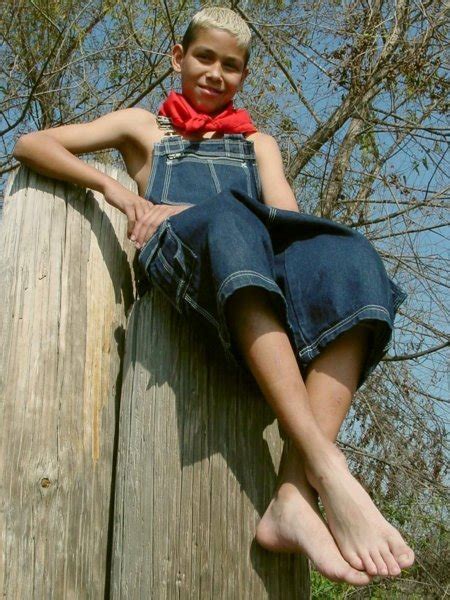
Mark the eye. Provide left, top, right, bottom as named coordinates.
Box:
left=197, top=53, right=211, bottom=61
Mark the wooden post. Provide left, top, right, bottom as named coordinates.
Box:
left=1, top=164, right=310, bottom=599
left=0, top=163, right=136, bottom=599
left=110, top=291, right=310, bottom=598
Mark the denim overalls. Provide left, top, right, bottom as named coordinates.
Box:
left=138, top=133, right=406, bottom=387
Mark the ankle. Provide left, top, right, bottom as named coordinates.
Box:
left=304, top=444, right=347, bottom=480
left=274, top=482, right=302, bottom=502
left=275, top=481, right=318, bottom=504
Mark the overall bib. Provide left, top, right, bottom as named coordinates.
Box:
left=138, top=133, right=406, bottom=388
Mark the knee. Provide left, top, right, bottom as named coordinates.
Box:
left=207, top=207, right=269, bottom=245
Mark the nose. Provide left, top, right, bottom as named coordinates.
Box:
left=206, top=60, right=222, bottom=81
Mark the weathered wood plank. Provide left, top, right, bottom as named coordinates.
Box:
left=111, top=289, right=310, bottom=599
left=1, top=163, right=310, bottom=599
left=0, top=163, right=136, bottom=599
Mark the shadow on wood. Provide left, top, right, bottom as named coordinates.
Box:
left=1, top=164, right=310, bottom=599
left=111, top=288, right=310, bottom=599
left=0, top=163, right=136, bottom=599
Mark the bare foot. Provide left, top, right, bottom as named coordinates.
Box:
left=255, top=478, right=373, bottom=586
left=306, top=447, right=415, bottom=577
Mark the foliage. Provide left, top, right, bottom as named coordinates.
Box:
left=1, top=0, right=448, bottom=596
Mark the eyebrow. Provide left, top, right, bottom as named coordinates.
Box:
left=194, top=46, right=244, bottom=67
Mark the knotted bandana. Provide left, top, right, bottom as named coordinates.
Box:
left=158, top=91, right=257, bottom=135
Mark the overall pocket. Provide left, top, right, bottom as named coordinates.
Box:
left=145, top=220, right=198, bottom=314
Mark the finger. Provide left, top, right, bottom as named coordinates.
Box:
left=130, top=200, right=152, bottom=240
left=137, top=210, right=171, bottom=247
left=132, top=204, right=158, bottom=241
left=140, top=224, right=156, bottom=248
left=125, top=208, right=136, bottom=238
left=134, top=205, right=172, bottom=246
left=133, top=212, right=155, bottom=247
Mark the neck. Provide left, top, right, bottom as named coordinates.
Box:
left=183, top=93, right=233, bottom=116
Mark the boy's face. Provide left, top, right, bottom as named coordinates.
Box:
left=172, top=27, right=249, bottom=114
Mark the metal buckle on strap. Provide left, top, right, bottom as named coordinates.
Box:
left=157, top=115, right=177, bottom=136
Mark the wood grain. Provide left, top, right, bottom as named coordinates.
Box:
left=0, top=164, right=310, bottom=599
left=111, top=289, right=310, bottom=599
left=0, top=163, right=136, bottom=599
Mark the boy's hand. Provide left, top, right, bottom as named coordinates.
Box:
left=102, top=181, right=153, bottom=239
left=131, top=204, right=193, bottom=249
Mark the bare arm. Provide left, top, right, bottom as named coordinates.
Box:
left=12, top=108, right=160, bottom=236
left=253, top=133, right=300, bottom=212
left=12, top=108, right=150, bottom=194
left=12, top=108, right=193, bottom=243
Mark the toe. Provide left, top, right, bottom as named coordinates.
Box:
left=343, top=567, right=372, bottom=587
left=369, top=550, right=389, bottom=577
left=342, top=550, right=365, bottom=571
left=388, top=536, right=415, bottom=569
left=380, top=545, right=401, bottom=576
left=360, top=551, right=379, bottom=576
left=397, top=550, right=415, bottom=569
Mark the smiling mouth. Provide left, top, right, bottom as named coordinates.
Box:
left=199, top=86, right=222, bottom=95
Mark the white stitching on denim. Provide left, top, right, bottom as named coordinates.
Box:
left=176, top=275, right=184, bottom=305
left=140, top=220, right=170, bottom=268
left=159, top=252, right=175, bottom=276
left=166, top=223, right=198, bottom=259
left=268, top=207, right=277, bottom=224
left=217, top=270, right=281, bottom=299
left=144, top=154, right=159, bottom=200
left=160, top=199, right=192, bottom=206
left=298, top=304, right=392, bottom=358
left=184, top=293, right=219, bottom=328
left=139, top=233, right=156, bottom=259
left=209, top=161, right=221, bottom=193
left=155, top=137, right=256, bottom=159
left=217, top=271, right=282, bottom=303
left=224, top=136, right=231, bottom=158
left=168, top=154, right=248, bottom=164
left=161, top=159, right=172, bottom=203
left=216, top=274, right=287, bottom=359
left=184, top=274, right=291, bottom=367
left=150, top=279, right=183, bottom=315
left=150, top=229, right=195, bottom=311
left=244, top=162, right=252, bottom=196
left=189, top=273, right=283, bottom=337
left=252, top=163, right=262, bottom=199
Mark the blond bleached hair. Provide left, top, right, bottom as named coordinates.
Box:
left=182, top=7, right=252, bottom=66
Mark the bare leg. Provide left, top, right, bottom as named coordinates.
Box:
left=225, top=287, right=414, bottom=582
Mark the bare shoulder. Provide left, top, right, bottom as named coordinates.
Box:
left=246, top=132, right=280, bottom=158
left=246, top=131, right=299, bottom=211
left=246, top=132, right=282, bottom=161
left=118, top=108, right=159, bottom=143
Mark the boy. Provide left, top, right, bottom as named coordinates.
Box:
left=13, top=6, right=414, bottom=587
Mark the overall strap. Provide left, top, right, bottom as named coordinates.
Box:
left=223, top=133, right=252, bottom=158
left=156, top=115, right=178, bottom=136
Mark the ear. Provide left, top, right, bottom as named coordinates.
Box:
left=238, top=66, right=249, bottom=91
left=172, top=44, right=184, bottom=73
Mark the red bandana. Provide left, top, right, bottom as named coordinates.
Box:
left=158, top=91, right=257, bottom=135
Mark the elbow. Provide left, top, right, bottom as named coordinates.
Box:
left=12, top=135, right=29, bottom=160
left=12, top=132, right=41, bottom=160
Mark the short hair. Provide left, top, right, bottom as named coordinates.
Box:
left=182, top=7, right=251, bottom=67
